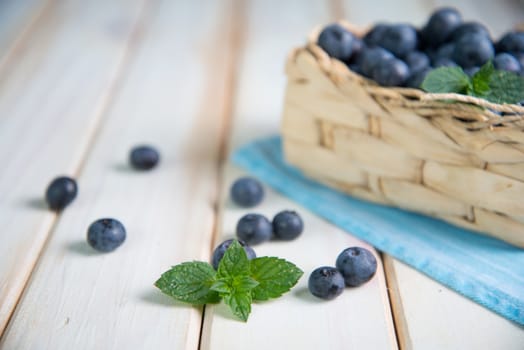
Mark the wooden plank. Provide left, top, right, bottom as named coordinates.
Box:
left=200, top=1, right=398, bottom=349
left=0, top=0, right=145, bottom=335
left=0, top=0, right=50, bottom=68
left=0, top=0, right=237, bottom=348
left=384, top=257, right=524, bottom=350
left=341, top=1, right=524, bottom=348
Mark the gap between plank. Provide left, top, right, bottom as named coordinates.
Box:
left=383, top=254, right=411, bottom=350
left=0, top=0, right=152, bottom=339
left=198, top=0, right=248, bottom=348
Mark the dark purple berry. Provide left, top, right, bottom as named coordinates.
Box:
left=421, top=7, right=462, bottom=48
left=452, top=32, right=494, bottom=68
left=448, top=22, right=491, bottom=42
left=87, top=218, right=126, bottom=252
left=405, top=67, right=431, bottom=89
left=377, top=24, right=418, bottom=58
left=211, top=239, right=256, bottom=270
left=493, top=53, right=521, bottom=73
left=336, top=247, right=377, bottom=287
left=45, top=176, right=78, bottom=211
left=404, top=51, right=430, bottom=73
left=372, top=57, right=410, bottom=86
left=317, top=24, right=355, bottom=61
left=236, top=213, right=272, bottom=245
left=230, top=177, right=264, bottom=208
left=433, top=57, right=458, bottom=68
left=464, top=66, right=480, bottom=77
left=363, top=23, right=389, bottom=47
left=496, top=32, right=524, bottom=54
left=130, top=145, right=160, bottom=170
left=272, top=210, right=304, bottom=241
left=360, top=46, right=394, bottom=78
left=308, top=266, right=345, bottom=300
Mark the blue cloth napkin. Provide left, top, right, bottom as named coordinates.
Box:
left=232, top=136, right=524, bottom=326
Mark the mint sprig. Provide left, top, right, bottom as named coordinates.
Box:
left=154, top=240, right=303, bottom=322
left=421, top=61, right=524, bottom=104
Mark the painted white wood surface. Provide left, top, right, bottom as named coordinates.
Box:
left=0, top=0, right=50, bottom=68
left=0, top=0, right=145, bottom=335
left=0, top=0, right=237, bottom=348
left=0, top=0, right=240, bottom=348
left=342, top=1, right=524, bottom=348
left=200, top=1, right=398, bottom=349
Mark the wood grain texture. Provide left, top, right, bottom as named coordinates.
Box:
left=1, top=0, right=236, bottom=348
left=200, top=1, right=397, bottom=349
left=341, top=1, right=524, bottom=348
left=0, top=0, right=145, bottom=335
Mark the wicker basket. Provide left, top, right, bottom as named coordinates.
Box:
left=281, top=22, right=524, bottom=248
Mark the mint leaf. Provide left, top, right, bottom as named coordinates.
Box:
left=155, top=261, right=220, bottom=304
left=422, top=66, right=471, bottom=94
left=216, top=240, right=250, bottom=279
left=214, top=241, right=259, bottom=321
left=223, top=292, right=252, bottom=322
left=486, top=70, right=524, bottom=104
left=250, top=257, right=303, bottom=301
left=470, top=61, right=494, bottom=97
left=154, top=239, right=304, bottom=322
left=210, top=275, right=259, bottom=294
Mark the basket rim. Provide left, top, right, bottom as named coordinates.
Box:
left=304, top=20, right=524, bottom=116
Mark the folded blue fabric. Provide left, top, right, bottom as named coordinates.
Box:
left=232, top=136, right=524, bottom=326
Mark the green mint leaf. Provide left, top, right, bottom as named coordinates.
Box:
left=155, top=261, right=220, bottom=304
left=470, top=61, right=494, bottom=97
left=210, top=279, right=230, bottom=294
left=216, top=240, right=250, bottom=279
left=421, top=66, right=471, bottom=94
left=250, top=257, right=304, bottom=301
left=486, top=70, right=524, bottom=104
left=223, top=292, right=252, bottom=322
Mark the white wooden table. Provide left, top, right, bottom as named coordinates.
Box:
left=0, top=0, right=523, bottom=349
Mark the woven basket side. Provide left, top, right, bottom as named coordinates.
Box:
left=281, top=46, right=524, bottom=248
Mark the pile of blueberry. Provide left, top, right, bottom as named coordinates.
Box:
left=44, top=145, right=160, bottom=252
left=212, top=177, right=305, bottom=268
left=317, top=7, right=524, bottom=88
left=216, top=176, right=378, bottom=301
left=309, top=247, right=377, bottom=300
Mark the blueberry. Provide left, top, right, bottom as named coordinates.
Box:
left=87, top=218, right=126, bottom=252
left=377, top=24, right=418, bottom=58
left=421, top=7, right=462, bottom=48
left=360, top=46, right=394, bottom=78
left=317, top=24, right=355, bottom=61
left=405, top=67, right=431, bottom=89
left=272, top=210, right=303, bottom=241
left=129, top=145, right=160, bottom=170
left=432, top=43, right=455, bottom=62
left=236, top=213, right=272, bottom=245
left=493, top=53, right=522, bottom=73
left=448, top=22, right=491, bottom=42
left=464, top=66, right=480, bottom=77
left=308, top=266, right=345, bottom=300
left=230, top=177, right=264, bottom=207
left=45, top=176, right=78, bottom=211
left=432, top=57, right=458, bottom=68
left=336, top=247, right=377, bottom=287
left=452, top=32, right=494, bottom=68
left=372, top=57, right=410, bottom=87
left=496, top=32, right=524, bottom=53
left=404, top=51, right=430, bottom=73
left=363, top=23, right=389, bottom=47
left=211, top=239, right=256, bottom=270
